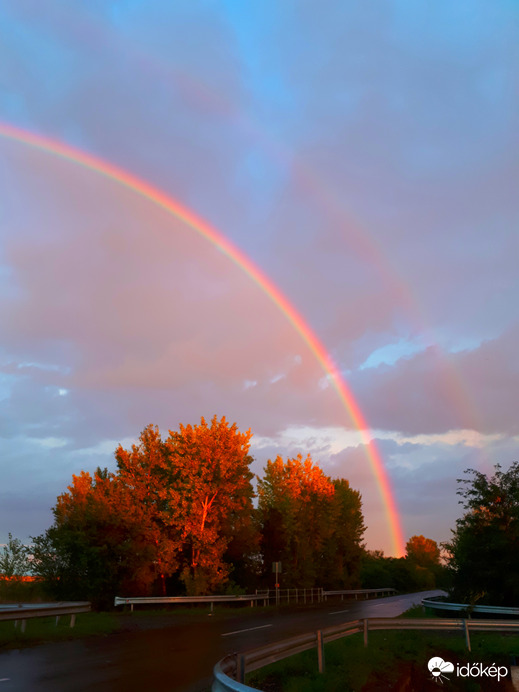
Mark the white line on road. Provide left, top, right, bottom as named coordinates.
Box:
left=329, top=609, right=350, bottom=615
left=222, top=624, right=273, bottom=637
left=0, top=679, right=11, bottom=683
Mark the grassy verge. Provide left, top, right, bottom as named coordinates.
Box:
left=247, top=608, right=519, bottom=691
left=0, top=602, right=271, bottom=649
left=0, top=611, right=119, bottom=650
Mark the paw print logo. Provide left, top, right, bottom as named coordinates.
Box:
left=428, top=657, right=454, bottom=684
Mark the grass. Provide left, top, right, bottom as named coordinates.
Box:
left=247, top=607, right=519, bottom=691
left=0, top=602, right=271, bottom=649
left=0, top=611, right=119, bottom=649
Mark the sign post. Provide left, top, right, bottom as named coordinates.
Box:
left=272, top=562, right=282, bottom=605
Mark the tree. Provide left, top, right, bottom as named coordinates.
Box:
left=32, top=468, right=162, bottom=606
left=31, top=416, right=258, bottom=604
left=445, top=463, right=519, bottom=606
left=258, top=455, right=365, bottom=588
left=115, top=425, right=183, bottom=594
left=405, top=535, right=441, bottom=568
left=321, top=479, right=365, bottom=589
left=405, top=535, right=443, bottom=589
left=164, top=416, right=257, bottom=594
left=0, top=533, right=29, bottom=579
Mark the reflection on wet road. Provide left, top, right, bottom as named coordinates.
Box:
left=0, top=590, right=444, bottom=691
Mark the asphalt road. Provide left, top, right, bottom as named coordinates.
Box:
left=0, top=590, right=444, bottom=692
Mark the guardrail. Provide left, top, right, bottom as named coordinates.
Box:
left=115, top=587, right=395, bottom=611
left=324, top=588, right=396, bottom=600
left=0, top=602, right=91, bottom=632
left=423, top=597, right=519, bottom=617
left=114, top=594, right=269, bottom=611
left=212, top=617, right=519, bottom=691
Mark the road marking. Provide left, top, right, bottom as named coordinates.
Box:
left=0, top=679, right=10, bottom=683
left=329, top=609, right=350, bottom=615
left=222, top=624, right=272, bottom=637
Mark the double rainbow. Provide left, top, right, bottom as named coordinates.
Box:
left=0, top=121, right=405, bottom=556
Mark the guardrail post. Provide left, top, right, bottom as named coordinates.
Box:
left=363, top=619, right=368, bottom=647
left=21, top=619, right=26, bottom=633
left=463, top=619, right=471, bottom=652
left=236, top=654, right=245, bottom=683
left=70, top=614, right=76, bottom=628
left=317, top=630, right=325, bottom=673
left=55, top=616, right=60, bottom=626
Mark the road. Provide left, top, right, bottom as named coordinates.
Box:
left=0, top=590, right=444, bottom=692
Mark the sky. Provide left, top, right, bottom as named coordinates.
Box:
left=1, top=1, right=518, bottom=556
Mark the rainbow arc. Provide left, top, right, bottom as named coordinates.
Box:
left=0, top=121, right=405, bottom=556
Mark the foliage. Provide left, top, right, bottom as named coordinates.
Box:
left=32, top=416, right=258, bottom=602
left=163, top=416, right=256, bottom=594
left=405, top=535, right=440, bottom=567
left=445, top=462, right=519, bottom=606
left=405, top=535, right=445, bottom=589
left=31, top=417, right=368, bottom=602
left=31, top=468, right=159, bottom=607
left=0, top=533, right=30, bottom=579
left=258, top=455, right=365, bottom=589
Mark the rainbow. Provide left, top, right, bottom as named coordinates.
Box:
left=0, top=121, right=405, bottom=556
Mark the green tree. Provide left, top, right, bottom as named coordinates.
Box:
left=321, top=480, right=365, bottom=589
left=31, top=468, right=162, bottom=606
left=0, top=533, right=29, bottom=579
left=360, top=551, right=419, bottom=592
left=445, top=463, right=519, bottom=606
left=258, top=454, right=333, bottom=587
left=258, top=455, right=365, bottom=588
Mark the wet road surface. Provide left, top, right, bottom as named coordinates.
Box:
left=0, top=590, right=444, bottom=691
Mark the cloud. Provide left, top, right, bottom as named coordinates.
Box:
left=352, top=326, right=519, bottom=436
left=1, top=1, right=518, bottom=554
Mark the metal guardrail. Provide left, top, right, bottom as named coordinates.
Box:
left=323, top=588, right=396, bottom=600
left=114, top=594, right=269, bottom=611
left=423, top=597, right=519, bottom=616
left=115, top=587, right=395, bottom=611
left=0, top=602, right=91, bottom=632
left=212, top=617, right=519, bottom=691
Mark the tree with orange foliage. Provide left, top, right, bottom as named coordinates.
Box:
left=115, top=424, right=183, bottom=595
left=405, top=535, right=441, bottom=568
left=164, top=416, right=256, bottom=594
left=31, top=467, right=163, bottom=606
left=258, top=455, right=364, bottom=588
left=405, top=535, right=442, bottom=589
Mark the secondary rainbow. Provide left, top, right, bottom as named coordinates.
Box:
left=0, top=121, right=405, bottom=556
